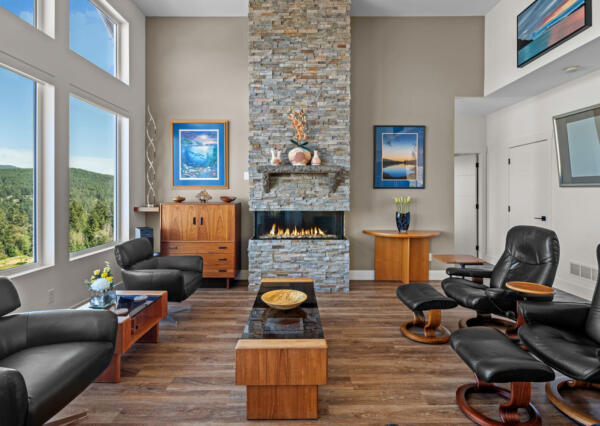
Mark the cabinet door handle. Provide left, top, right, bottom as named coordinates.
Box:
left=218, top=246, right=227, bottom=250
left=219, top=269, right=227, bottom=273
left=218, top=258, right=227, bottom=261
left=201, top=217, right=204, bottom=226
left=193, top=217, right=196, bottom=225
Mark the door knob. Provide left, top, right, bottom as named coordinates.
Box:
left=534, top=216, right=547, bottom=222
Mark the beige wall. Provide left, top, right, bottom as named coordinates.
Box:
left=146, top=16, right=484, bottom=273
left=145, top=18, right=251, bottom=268
left=349, top=17, right=485, bottom=270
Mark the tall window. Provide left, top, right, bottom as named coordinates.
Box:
left=69, top=96, right=117, bottom=253
left=0, top=0, right=35, bottom=25
left=0, top=67, right=36, bottom=271
left=69, top=0, right=116, bottom=76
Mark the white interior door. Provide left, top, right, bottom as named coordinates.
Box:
left=454, top=154, right=478, bottom=256
left=508, top=140, right=551, bottom=229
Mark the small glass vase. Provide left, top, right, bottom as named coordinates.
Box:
left=396, top=212, right=410, bottom=233
left=89, top=288, right=116, bottom=309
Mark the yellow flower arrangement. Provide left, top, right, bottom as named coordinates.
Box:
left=87, top=261, right=114, bottom=289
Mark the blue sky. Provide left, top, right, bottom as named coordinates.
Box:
left=0, top=0, right=34, bottom=25
left=0, top=0, right=116, bottom=175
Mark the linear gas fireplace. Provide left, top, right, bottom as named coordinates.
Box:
left=254, top=211, right=344, bottom=240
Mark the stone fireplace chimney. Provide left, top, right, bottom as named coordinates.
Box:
left=248, top=0, right=351, bottom=292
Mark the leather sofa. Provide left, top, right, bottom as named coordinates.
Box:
left=114, top=238, right=201, bottom=316
left=0, top=277, right=117, bottom=426
left=442, top=225, right=559, bottom=327
left=518, top=243, right=600, bottom=425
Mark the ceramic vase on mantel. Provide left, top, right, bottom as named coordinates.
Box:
left=312, top=150, right=321, bottom=165
left=288, top=147, right=311, bottom=166
left=270, top=149, right=282, bottom=166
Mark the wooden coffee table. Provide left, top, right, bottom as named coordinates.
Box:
left=79, top=290, right=167, bottom=383
left=235, top=279, right=327, bottom=420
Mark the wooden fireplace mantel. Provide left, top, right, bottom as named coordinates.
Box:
left=257, top=165, right=344, bottom=193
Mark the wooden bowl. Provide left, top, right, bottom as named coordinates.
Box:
left=173, top=196, right=186, bottom=203
left=261, top=289, right=307, bottom=310
left=220, top=196, right=237, bottom=203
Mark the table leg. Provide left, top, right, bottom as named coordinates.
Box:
left=139, top=323, right=160, bottom=343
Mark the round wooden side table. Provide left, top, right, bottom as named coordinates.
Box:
left=505, top=281, right=554, bottom=340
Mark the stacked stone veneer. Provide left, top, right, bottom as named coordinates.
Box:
left=248, top=0, right=351, bottom=292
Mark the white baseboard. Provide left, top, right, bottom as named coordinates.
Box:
left=349, top=270, right=374, bottom=280
left=554, top=275, right=594, bottom=301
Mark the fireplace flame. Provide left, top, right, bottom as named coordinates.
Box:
left=267, top=223, right=328, bottom=238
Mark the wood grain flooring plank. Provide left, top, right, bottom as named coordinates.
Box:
left=50, top=280, right=592, bottom=425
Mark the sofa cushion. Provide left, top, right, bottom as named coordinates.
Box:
left=114, top=238, right=153, bottom=269
left=519, top=324, right=600, bottom=383
left=0, top=342, right=114, bottom=426
left=0, top=278, right=21, bottom=317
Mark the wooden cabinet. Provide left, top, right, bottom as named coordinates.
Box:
left=160, top=202, right=241, bottom=288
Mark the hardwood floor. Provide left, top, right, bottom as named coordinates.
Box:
left=54, top=280, right=596, bottom=424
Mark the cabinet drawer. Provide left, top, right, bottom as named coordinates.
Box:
left=203, top=254, right=235, bottom=268
left=161, top=242, right=234, bottom=255
left=203, top=267, right=236, bottom=278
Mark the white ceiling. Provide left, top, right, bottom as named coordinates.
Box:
left=132, top=0, right=500, bottom=17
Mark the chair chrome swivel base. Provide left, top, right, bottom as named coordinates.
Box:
left=162, top=304, right=191, bottom=324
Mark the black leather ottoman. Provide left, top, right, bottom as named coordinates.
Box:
left=451, top=327, right=555, bottom=425
left=396, top=283, right=457, bottom=344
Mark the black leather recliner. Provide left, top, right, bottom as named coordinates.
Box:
left=0, top=277, right=117, bottom=426
left=114, top=238, right=201, bottom=320
left=518, top=244, right=600, bottom=425
left=442, top=226, right=560, bottom=327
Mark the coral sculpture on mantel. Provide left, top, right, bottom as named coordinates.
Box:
left=287, top=107, right=312, bottom=166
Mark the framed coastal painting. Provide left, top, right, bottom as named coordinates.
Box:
left=373, top=125, right=425, bottom=189
left=517, top=0, right=591, bottom=68
left=172, top=120, right=229, bottom=188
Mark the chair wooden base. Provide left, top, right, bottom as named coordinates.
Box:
left=45, top=411, right=87, bottom=425
left=457, top=378, right=541, bottom=426
left=400, top=310, right=450, bottom=344
left=545, top=378, right=600, bottom=426
left=459, top=313, right=514, bottom=330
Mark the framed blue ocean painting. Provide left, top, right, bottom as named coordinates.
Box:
left=517, top=0, right=591, bottom=68
left=373, top=126, right=425, bottom=188
left=172, top=120, right=228, bottom=188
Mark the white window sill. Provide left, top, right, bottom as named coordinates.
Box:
left=69, top=242, right=116, bottom=262
left=1, top=262, right=55, bottom=279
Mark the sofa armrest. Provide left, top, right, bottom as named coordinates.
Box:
left=155, top=256, right=203, bottom=273
left=121, top=269, right=186, bottom=302
left=0, top=367, right=28, bottom=426
left=25, top=309, right=117, bottom=348
left=446, top=267, right=493, bottom=279
left=519, top=302, right=590, bottom=331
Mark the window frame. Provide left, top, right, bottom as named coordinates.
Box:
left=67, top=93, right=120, bottom=259
left=68, top=0, right=129, bottom=83
left=0, top=64, right=54, bottom=277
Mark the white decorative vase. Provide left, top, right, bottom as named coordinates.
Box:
left=288, top=147, right=311, bottom=166
left=312, top=150, right=321, bottom=165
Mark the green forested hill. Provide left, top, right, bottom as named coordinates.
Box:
left=0, top=166, right=114, bottom=269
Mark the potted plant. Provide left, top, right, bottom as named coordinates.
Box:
left=87, top=261, right=115, bottom=309
left=394, top=196, right=411, bottom=233
left=287, top=107, right=312, bottom=165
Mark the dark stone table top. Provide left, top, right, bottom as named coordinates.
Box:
left=241, top=281, right=324, bottom=339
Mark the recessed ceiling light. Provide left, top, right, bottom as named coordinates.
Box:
left=564, top=66, right=581, bottom=73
